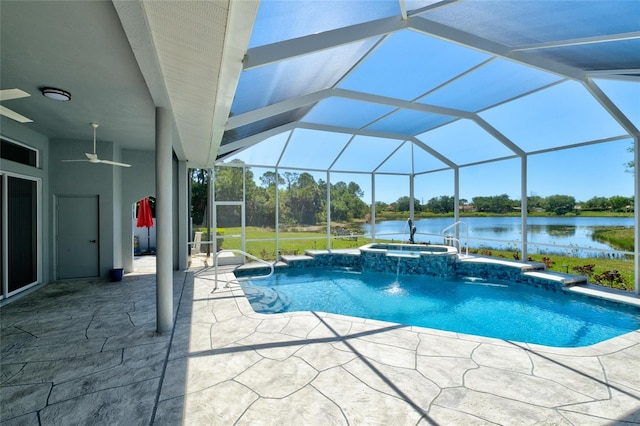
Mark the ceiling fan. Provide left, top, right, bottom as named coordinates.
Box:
left=0, top=88, right=33, bottom=123
left=62, top=123, right=131, bottom=167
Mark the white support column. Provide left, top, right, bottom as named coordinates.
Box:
left=326, top=171, right=331, bottom=250
left=409, top=174, right=415, bottom=223
left=242, top=164, right=246, bottom=254
left=155, top=107, right=173, bottom=334
left=178, top=161, right=188, bottom=270
left=635, top=136, right=639, bottom=295
left=208, top=169, right=214, bottom=254
left=275, top=167, right=280, bottom=260
left=454, top=167, right=460, bottom=242
left=371, top=173, right=376, bottom=242
left=521, top=155, right=528, bottom=262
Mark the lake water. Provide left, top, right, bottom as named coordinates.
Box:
left=361, top=216, right=634, bottom=257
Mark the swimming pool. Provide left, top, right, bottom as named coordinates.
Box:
left=239, top=268, right=640, bottom=347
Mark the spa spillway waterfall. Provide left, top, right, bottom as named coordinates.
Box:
left=359, top=243, right=458, bottom=277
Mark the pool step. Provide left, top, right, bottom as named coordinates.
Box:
left=280, top=254, right=315, bottom=267
left=280, top=250, right=362, bottom=270
left=456, top=256, right=590, bottom=290
left=523, top=270, right=587, bottom=287
left=241, top=285, right=290, bottom=313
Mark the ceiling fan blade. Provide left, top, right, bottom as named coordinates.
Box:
left=0, top=88, right=30, bottom=101
left=64, top=124, right=132, bottom=167
left=0, top=105, right=33, bottom=123
left=98, top=159, right=132, bottom=168
left=85, top=152, right=99, bottom=162
left=61, top=159, right=90, bottom=162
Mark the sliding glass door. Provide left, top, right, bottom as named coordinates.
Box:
left=1, top=173, right=41, bottom=299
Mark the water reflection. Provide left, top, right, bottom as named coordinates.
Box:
left=361, top=216, right=633, bottom=257
left=528, top=224, right=577, bottom=237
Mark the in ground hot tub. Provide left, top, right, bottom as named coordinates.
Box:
left=362, top=243, right=455, bottom=256
left=359, top=243, right=458, bottom=277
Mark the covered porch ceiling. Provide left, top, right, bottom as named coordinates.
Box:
left=1, top=0, right=256, bottom=167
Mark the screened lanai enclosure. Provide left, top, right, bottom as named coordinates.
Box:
left=204, top=1, right=639, bottom=290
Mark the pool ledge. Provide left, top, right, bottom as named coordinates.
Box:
left=565, top=284, right=640, bottom=309
left=523, top=270, right=587, bottom=286
left=458, top=255, right=545, bottom=271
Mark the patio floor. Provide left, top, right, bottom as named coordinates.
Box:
left=1, top=262, right=639, bottom=425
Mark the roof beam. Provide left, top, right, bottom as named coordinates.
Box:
left=226, top=87, right=473, bottom=131
left=226, top=89, right=332, bottom=130
left=586, top=69, right=640, bottom=82
left=333, top=88, right=473, bottom=119
left=457, top=154, right=520, bottom=169
left=527, top=134, right=632, bottom=157
left=297, top=121, right=413, bottom=141
left=512, top=31, right=640, bottom=52
left=217, top=122, right=296, bottom=156
left=244, top=15, right=408, bottom=70
left=582, top=78, right=640, bottom=138
left=472, top=116, right=526, bottom=156
left=410, top=137, right=457, bottom=168
left=222, top=115, right=463, bottom=169
left=407, top=0, right=462, bottom=17
left=408, top=16, right=511, bottom=57
left=408, top=17, right=586, bottom=81
left=399, top=0, right=407, bottom=20
left=398, top=0, right=407, bottom=21
left=224, top=85, right=523, bottom=160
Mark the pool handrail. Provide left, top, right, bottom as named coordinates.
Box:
left=214, top=249, right=274, bottom=289
left=441, top=221, right=469, bottom=256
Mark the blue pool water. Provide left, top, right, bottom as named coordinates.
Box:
left=240, top=268, right=640, bottom=347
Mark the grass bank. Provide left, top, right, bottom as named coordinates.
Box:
left=592, top=226, right=634, bottom=252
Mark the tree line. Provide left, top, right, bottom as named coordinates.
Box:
left=191, top=165, right=368, bottom=227
left=191, top=166, right=634, bottom=227
left=380, top=194, right=634, bottom=216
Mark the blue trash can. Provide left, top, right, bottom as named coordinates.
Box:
left=110, top=268, right=124, bottom=282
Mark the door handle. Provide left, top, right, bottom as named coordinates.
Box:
left=89, top=240, right=97, bottom=243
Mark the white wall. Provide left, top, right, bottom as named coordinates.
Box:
left=50, top=137, right=118, bottom=278
left=2, top=116, right=186, bottom=288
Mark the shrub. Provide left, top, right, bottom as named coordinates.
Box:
left=572, top=264, right=595, bottom=277
left=593, top=270, right=627, bottom=289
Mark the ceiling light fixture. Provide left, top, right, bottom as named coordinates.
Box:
left=41, top=87, right=71, bottom=101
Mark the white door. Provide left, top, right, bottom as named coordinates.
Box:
left=57, top=195, right=100, bottom=279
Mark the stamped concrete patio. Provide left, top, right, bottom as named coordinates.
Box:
left=1, top=261, right=639, bottom=425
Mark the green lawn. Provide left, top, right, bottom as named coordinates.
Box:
left=197, top=226, right=368, bottom=259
